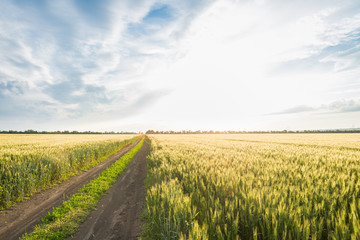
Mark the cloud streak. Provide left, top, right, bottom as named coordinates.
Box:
left=271, top=99, right=360, bottom=115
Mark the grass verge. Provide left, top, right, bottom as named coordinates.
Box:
left=21, top=138, right=145, bottom=240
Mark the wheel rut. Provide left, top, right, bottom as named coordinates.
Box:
left=67, top=141, right=149, bottom=240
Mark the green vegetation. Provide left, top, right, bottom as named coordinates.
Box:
left=0, top=134, right=137, bottom=210
left=0, top=130, right=136, bottom=134
left=145, top=129, right=360, bottom=134
left=141, top=134, right=360, bottom=239
left=21, top=138, right=144, bottom=240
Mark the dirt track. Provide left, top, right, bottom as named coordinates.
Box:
left=0, top=139, right=141, bottom=240
left=68, top=141, right=149, bottom=240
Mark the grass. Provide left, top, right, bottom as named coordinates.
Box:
left=21, top=138, right=144, bottom=240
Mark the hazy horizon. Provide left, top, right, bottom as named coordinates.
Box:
left=1, top=0, right=360, bottom=132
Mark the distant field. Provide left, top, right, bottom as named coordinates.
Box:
left=0, top=134, right=135, bottom=209
left=142, top=134, right=360, bottom=239
left=0, top=134, right=136, bottom=148
left=153, top=133, right=360, bottom=148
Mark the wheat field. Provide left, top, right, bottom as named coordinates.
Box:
left=0, top=134, right=135, bottom=209
left=142, top=134, right=360, bottom=240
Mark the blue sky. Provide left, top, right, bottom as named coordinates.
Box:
left=0, top=0, right=360, bottom=131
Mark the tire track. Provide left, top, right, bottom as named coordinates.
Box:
left=68, top=141, right=149, bottom=240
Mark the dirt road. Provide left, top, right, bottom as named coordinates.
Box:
left=67, top=141, right=149, bottom=240
left=0, top=140, right=141, bottom=240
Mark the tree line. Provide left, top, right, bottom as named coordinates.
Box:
left=146, top=129, right=360, bottom=134
left=0, top=130, right=136, bottom=134
left=1, top=129, right=359, bottom=135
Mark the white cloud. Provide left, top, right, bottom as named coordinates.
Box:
left=133, top=0, right=360, bottom=130
left=0, top=0, right=360, bottom=131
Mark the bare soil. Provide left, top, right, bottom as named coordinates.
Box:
left=67, top=140, right=149, bottom=240
left=0, top=139, right=141, bottom=240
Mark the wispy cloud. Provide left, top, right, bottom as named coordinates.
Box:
left=0, top=0, right=215, bottom=128
left=270, top=105, right=316, bottom=115
left=329, top=99, right=360, bottom=113
left=270, top=7, right=360, bottom=74
left=271, top=99, right=360, bottom=115
left=0, top=0, right=359, bottom=131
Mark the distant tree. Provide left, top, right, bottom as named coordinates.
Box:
left=25, top=129, right=37, bottom=134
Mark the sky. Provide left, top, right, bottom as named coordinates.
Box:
left=0, top=0, right=360, bottom=132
